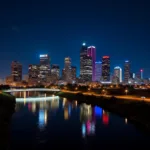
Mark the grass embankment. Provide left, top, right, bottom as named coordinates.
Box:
left=0, top=92, right=16, bottom=149
left=0, top=92, right=16, bottom=118
left=0, top=92, right=16, bottom=107
left=57, top=91, right=150, bottom=132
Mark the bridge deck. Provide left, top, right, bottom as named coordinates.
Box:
left=4, top=88, right=60, bottom=92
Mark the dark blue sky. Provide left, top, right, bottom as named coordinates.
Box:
left=0, top=0, right=150, bottom=78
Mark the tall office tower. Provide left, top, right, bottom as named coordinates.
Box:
left=80, top=43, right=92, bottom=82
left=132, top=73, right=135, bottom=79
left=11, top=61, right=22, bottom=82
left=102, top=56, right=110, bottom=81
left=40, top=54, right=50, bottom=66
left=71, top=66, right=77, bottom=82
left=140, top=69, right=143, bottom=79
left=39, top=54, right=51, bottom=83
left=124, top=60, right=130, bottom=84
left=95, top=61, right=102, bottom=82
left=114, top=66, right=122, bottom=83
left=87, top=46, right=96, bottom=81
left=62, top=69, right=65, bottom=80
left=51, top=64, right=60, bottom=81
left=63, top=57, right=72, bottom=83
left=28, top=65, right=40, bottom=84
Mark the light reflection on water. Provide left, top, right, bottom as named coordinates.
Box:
left=10, top=92, right=150, bottom=150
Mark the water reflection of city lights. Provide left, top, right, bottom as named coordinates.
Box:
left=32, top=102, right=36, bottom=113
left=75, top=101, right=78, bottom=107
left=51, top=100, right=59, bottom=110
left=64, top=107, right=69, bottom=120
left=80, top=104, right=96, bottom=137
left=39, top=110, right=45, bottom=129
left=82, top=124, right=86, bottom=137
left=68, top=105, right=71, bottom=116
left=44, top=110, right=48, bottom=125
left=28, top=103, right=32, bottom=111
left=38, top=109, right=47, bottom=130
left=23, top=91, right=26, bottom=105
left=63, top=98, right=67, bottom=107
left=95, top=106, right=102, bottom=117
left=102, top=112, right=109, bottom=125
left=91, top=122, right=95, bottom=134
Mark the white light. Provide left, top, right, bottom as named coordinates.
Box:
left=40, top=54, right=48, bottom=57
left=88, top=46, right=96, bottom=49
left=16, top=96, right=59, bottom=102
left=101, top=81, right=112, bottom=84
left=82, top=43, right=86, bottom=46
left=114, top=66, right=121, bottom=69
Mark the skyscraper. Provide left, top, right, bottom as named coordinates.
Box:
left=40, top=54, right=50, bottom=67
left=63, top=57, right=72, bottom=83
left=28, top=65, right=40, bottom=84
left=80, top=43, right=92, bottom=82
left=62, top=69, right=65, bottom=80
left=124, top=60, right=130, bottom=84
left=102, top=56, right=110, bottom=81
left=11, top=61, right=22, bottom=82
left=140, top=69, right=143, bottom=79
left=71, top=66, right=77, bottom=82
left=114, top=66, right=122, bottom=83
left=95, top=61, right=102, bottom=82
left=39, top=54, right=51, bottom=83
left=87, top=46, right=96, bottom=81
left=51, top=64, right=60, bottom=81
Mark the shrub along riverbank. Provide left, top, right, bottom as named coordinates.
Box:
left=57, top=91, right=150, bottom=133
left=0, top=92, right=16, bottom=149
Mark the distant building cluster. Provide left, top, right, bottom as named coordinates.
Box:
left=3, top=42, right=150, bottom=86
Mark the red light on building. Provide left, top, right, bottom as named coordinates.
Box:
left=103, top=56, right=109, bottom=59
left=140, top=69, right=143, bottom=72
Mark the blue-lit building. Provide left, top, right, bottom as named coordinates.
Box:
left=95, top=61, right=102, bottom=82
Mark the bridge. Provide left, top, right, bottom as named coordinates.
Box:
left=16, top=95, right=59, bottom=102
left=4, top=88, right=60, bottom=93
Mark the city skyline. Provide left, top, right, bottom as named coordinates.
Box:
left=2, top=46, right=147, bottom=80
left=0, top=1, right=150, bottom=78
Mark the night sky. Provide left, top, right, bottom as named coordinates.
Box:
left=0, top=0, right=150, bottom=78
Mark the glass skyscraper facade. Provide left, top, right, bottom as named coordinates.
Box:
left=80, top=43, right=92, bottom=82
left=114, top=66, right=122, bottom=83
left=102, top=56, right=110, bottom=81
left=95, top=61, right=102, bottom=82
left=87, top=46, right=96, bottom=81
left=124, top=60, right=130, bottom=84
left=11, top=61, right=22, bottom=82
left=39, top=54, right=51, bottom=83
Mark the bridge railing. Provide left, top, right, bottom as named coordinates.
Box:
left=4, top=88, right=60, bottom=92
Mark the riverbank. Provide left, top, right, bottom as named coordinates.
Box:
left=57, top=91, right=150, bottom=133
left=0, top=92, right=16, bottom=149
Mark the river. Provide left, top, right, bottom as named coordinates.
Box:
left=7, top=92, right=150, bottom=149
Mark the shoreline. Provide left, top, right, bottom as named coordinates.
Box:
left=56, top=91, right=150, bottom=133
left=0, top=92, right=16, bottom=149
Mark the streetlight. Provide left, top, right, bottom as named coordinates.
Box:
left=125, top=89, right=128, bottom=95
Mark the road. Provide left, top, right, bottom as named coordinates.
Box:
left=61, top=90, right=150, bottom=103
